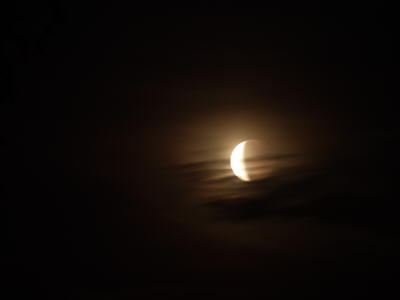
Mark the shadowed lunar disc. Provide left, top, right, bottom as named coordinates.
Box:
left=230, top=139, right=269, bottom=181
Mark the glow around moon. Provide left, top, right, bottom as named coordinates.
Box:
left=230, top=141, right=250, bottom=181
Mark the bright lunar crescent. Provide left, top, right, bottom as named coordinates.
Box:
left=230, top=141, right=250, bottom=181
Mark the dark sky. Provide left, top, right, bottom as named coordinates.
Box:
left=3, top=4, right=399, bottom=299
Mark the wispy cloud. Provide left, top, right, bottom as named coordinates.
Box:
left=172, top=147, right=399, bottom=233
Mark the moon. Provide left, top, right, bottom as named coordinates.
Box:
left=230, top=141, right=250, bottom=181
left=230, top=139, right=270, bottom=181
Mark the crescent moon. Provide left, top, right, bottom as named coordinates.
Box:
left=230, top=141, right=250, bottom=181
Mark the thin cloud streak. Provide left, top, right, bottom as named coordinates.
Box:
left=171, top=147, right=399, bottom=234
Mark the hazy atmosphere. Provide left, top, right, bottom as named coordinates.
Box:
left=3, top=4, right=398, bottom=299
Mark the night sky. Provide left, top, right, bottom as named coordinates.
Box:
left=3, top=4, right=399, bottom=299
